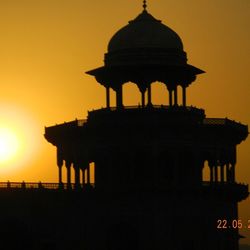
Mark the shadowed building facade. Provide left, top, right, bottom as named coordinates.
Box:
left=43, top=2, right=247, bottom=250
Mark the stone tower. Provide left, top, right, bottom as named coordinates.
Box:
left=45, top=2, right=248, bottom=250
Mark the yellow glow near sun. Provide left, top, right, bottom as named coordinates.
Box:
left=0, top=103, right=41, bottom=175
left=0, top=127, right=19, bottom=163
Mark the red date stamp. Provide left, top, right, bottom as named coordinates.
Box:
left=217, top=219, right=250, bottom=229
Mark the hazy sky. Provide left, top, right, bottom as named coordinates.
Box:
left=0, top=0, right=249, bottom=243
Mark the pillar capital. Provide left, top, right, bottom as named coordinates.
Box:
left=65, top=161, right=71, bottom=168
left=166, top=82, right=178, bottom=91
left=147, top=85, right=152, bottom=107
left=208, top=160, right=216, bottom=168
left=137, top=85, right=147, bottom=94
left=183, top=75, right=196, bottom=86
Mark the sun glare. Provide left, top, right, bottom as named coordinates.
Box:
left=0, top=127, right=19, bottom=163
left=0, top=103, right=40, bottom=176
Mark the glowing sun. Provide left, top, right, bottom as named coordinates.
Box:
left=0, top=103, right=40, bottom=175
left=0, top=127, right=20, bottom=163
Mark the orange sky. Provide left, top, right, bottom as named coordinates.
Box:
left=0, top=0, right=249, bottom=243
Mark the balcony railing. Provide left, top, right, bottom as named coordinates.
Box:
left=0, top=182, right=94, bottom=190
left=0, top=181, right=247, bottom=191
left=203, top=118, right=247, bottom=129
left=90, top=105, right=204, bottom=113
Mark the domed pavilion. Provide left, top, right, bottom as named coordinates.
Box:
left=87, top=2, right=204, bottom=109
left=45, top=2, right=248, bottom=250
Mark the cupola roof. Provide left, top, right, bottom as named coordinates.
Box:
left=87, top=2, right=204, bottom=87
left=108, top=10, right=184, bottom=53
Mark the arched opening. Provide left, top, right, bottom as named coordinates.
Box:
left=90, top=162, right=95, bottom=184
left=177, top=85, right=183, bottom=106
left=151, top=82, right=168, bottom=106
left=203, top=160, right=210, bottom=182
left=122, top=82, right=141, bottom=107
left=84, top=162, right=95, bottom=186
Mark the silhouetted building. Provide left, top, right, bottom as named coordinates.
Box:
left=0, top=2, right=248, bottom=250
left=44, top=2, right=249, bottom=250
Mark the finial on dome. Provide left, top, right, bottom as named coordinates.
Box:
left=143, top=0, right=147, bottom=11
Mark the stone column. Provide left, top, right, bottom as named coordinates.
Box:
left=141, top=90, right=145, bottom=107
left=174, top=87, right=178, bottom=106
left=81, top=167, right=85, bottom=186
left=169, top=89, right=173, bottom=107
left=57, top=148, right=63, bottom=186
left=106, top=86, right=110, bottom=108
left=66, top=162, right=71, bottom=189
left=210, top=166, right=214, bottom=182
left=182, top=86, right=186, bottom=107
left=220, top=164, right=225, bottom=182
left=74, top=163, right=80, bottom=189
left=87, top=164, right=91, bottom=185
left=58, top=166, right=63, bottom=188
left=116, top=85, right=123, bottom=109
left=214, top=165, right=218, bottom=183
left=231, top=163, right=235, bottom=182
left=147, top=85, right=152, bottom=106
left=209, top=163, right=214, bottom=183
left=226, top=163, right=230, bottom=182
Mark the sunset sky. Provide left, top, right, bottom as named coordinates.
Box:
left=0, top=0, right=249, bottom=243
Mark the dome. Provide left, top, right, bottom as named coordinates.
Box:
left=108, top=10, right=184, bottom=52
left=105, top=10, right=187, bottom=67
left=86, top=6, right=204, bottom=89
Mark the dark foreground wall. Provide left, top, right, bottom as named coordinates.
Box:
left=0, top=187, right=243, bottom=250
